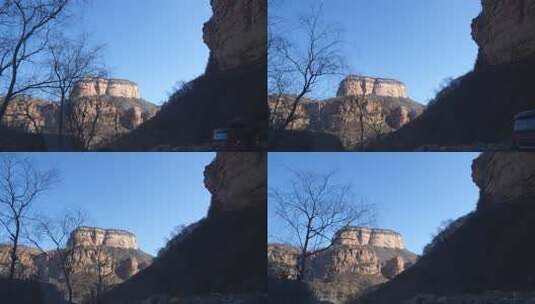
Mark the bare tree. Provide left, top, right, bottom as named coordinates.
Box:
left=0, top=155, right=58, bottom=280
left=268, top=5, right=345, bottom=132
left=45, top=34, right=106, bottom=147
left=92, top=243, right=112, bottom=304
left=0, top=0, right=74, bottom=123
left=28, top=209, right=87, bottom=304
left=270, top=170, right=376, bottom=280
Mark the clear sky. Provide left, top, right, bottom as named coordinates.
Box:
left=68, top=0, right=212, bottom=104
left=2, top=152, right=215, bottom=256
left=268, top=153, right=480, bottom=254
left=271, top=0, right=482, bottom=103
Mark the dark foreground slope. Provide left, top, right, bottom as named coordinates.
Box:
left=371, top=57, right=535, bottom=150
left=101, top=153, right=267, bottom=303
left=0, top=279, right=66, bottom=304
left=110, top=63, right=267, bottom=151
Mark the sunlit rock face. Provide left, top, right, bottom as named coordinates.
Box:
left=267, top=244, right=300, bottom=280
left=0, top=245, right=41, bottom=279
left=472, top=0, right=535, bottom=67
left=71, top=78, right=141, bottom=99
left=472, top=152, right=535, bottom=209
left=337, top=76, right=408, bottom=98
left=2, top=97, right=59, bottom=133
left=204, top=152, right=266, bottom=213
left=203, top=0, right=267, bottom=72
left=334, top=227, right=405, bottom=249
left=67, top=227, right=138, bottom=250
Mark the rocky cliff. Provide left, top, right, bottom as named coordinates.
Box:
left=270, top=85, right=425, bottom=150
left=337, top=76, right=408, bottom=98
left=0, top=228, right=153, bottom=303
left=472, top=152, right=535, bottom=209
left=71, top=78, right=141, bottom=99
left=204, top=152, right=267, bottom=214
left=1, top=79, right=159, bottom=150
left=67, top=227, right=138, bottom=250
left=203, top=0, right=267, bottom=72
left=472, top=0, right=535, bottom=68
left=268, top=227, right=417, bottom=304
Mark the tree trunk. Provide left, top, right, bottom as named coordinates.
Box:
left=8, top=221, right=21, bottom=280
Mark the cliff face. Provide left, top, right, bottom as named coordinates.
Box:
left=270, top=90, right=425, bottom=149
left=472, top=152, right=535, bottom=209
left=204, top=152, right=266, bottom=214
left=70, top=78, right=141, bottom=99
left=472, top=0, right=535, bottom=68
left=203, top=0, right=267, bottom=72
left=1, top=79, right=159, bottom=150
left=337, top=76, right=408, bottom=98
left=0, top=228, right=153, bottom=303
left=268, top=227, right=417, bottom=304
left=67, top=227, right=138, bottom=250
left=334, top=227, right=405, bottom=249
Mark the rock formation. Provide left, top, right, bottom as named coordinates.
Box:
left=204, top=152, right=266, bottom=213
left=472, top=152, right=535, bottom=209
left=203, top=0, right=267, bottom=72
left=337, top=76, right=408, bottom=98
left=70, top=78, right=141, bottom=99
left=334, top=227, right=405, bottom=249
left=268, top=227, right=417, bottom=304
left=472, top=0, right=535, bottom=68
left=0, top=228, right=152, bottom=303
left=270, top=85, right=425, bottom=149
left=67, top=227, right=138, bottom=250
left=1, top=78, right=159, bottom=150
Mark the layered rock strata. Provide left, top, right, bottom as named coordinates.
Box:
left=67, top=226, right=138, bottom=250
left=472, top=0, right=535, bottom=67
left=337, top=76, right=408, bottom=98
left=334, top=227, right=405, bottom=249
left=71, top=78, right=141, bottom=99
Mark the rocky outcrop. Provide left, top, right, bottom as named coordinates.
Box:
left=2, top=97, right=59, bottom=134
left=472, top=152, right=535, bottom=209
left=268, top=227, right=417, bottom=304
left=204, top=152, right=266, bottom=213
left=472, top=0, right=535, bottom=68
left=67, top=227, right=138, bottom=250
left=203, top=0, right=266, bottom=72
left=270, top=93, right=424, bottom=149
left=0, top=228, right=153, bottom=303
left=71, top=78, right=141, bottom=99
left=337, top=76, right=408, bottom=98
left=334, top=227, right=405, bottom=249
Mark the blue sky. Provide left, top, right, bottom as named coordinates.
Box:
left=68, top=0, right=212, bottom=104
left=2, top=153, right=215, bottom=256
left=268, top=153, right=480, bottom=254
left=271, top=0, right=482, bottom=103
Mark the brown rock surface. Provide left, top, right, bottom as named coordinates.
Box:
left=337, top=76, right=408, bottom=98
left=267, top=244, right=300, bottom=280
left=270, top=92, right=424, bottom=149
left=334, top=227, right=405, bottom=249
left=71, top=78, right=141, bottom=99
left=472, top=152, right=535, bottom=209
left=472, top=0, right=535, bottom=67
left=204, top=152, right=266, bottom=213
left=67, top=226, right=138, bottom=250
left=203, top=0, right=266, bottom=71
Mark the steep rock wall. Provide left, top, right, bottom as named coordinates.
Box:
left=472, top=152, right=535, bottom=209
left=472, top=0, right=535, bottom=68
left=203, top=0, right=267, bottom=72
left=337, top=76, right=408, bottom=98
left=71, top=78, right=141, bottom=99
left=67, top=227, right=138, bottom=250
left=334, top=227, right=405, bottom=249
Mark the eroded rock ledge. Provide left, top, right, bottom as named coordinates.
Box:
left=67, top=226, right=138, bottom=250
left=337, top=76, right=408, bottom=98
